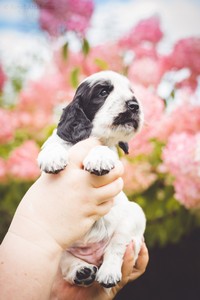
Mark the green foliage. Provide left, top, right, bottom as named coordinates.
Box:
left=94, top=58, right=109, bottom=70
left=131, top=180, right=199, bottom=248
left=127, top=138, right=200, bottom=248
left=82, top=38, right=90, bottom=56
left=62, top=42, right=69, bottom=60
left=70, top=67, right=80, bottom=88
left=0, top=181, right=33, bottom=242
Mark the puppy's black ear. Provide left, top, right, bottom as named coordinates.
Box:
left=57, top=97, right=92, bottom=144
left=118, top=141, right=129, bottom=154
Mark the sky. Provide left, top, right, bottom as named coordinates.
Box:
left=88, top=0, right=200, bottom=48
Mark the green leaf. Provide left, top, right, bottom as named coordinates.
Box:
left=70, top=68, right=80, bottom=89
left=94, top=58, right=109, bottom=70
left=82, top=38, right=90, bottom=56
left=62, top=42, right=69, bottom=60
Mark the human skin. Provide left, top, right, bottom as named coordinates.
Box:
left=0, top=138, right=149, bottom=299
left=51, top=242, right=149, bottom=300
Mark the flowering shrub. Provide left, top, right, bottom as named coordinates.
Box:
left=34, top=0, right=94, bottom=36
left=0, top=11, right=200, bottom=246
left=162, top=133, right=200, bottom=209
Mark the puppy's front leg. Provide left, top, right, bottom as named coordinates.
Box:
left=37, top=129, right=71, bottom=173
left=83, top=145, right=118, bottom=176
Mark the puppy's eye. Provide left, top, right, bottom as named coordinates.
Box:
left=99, top=89, right=109, bottom=97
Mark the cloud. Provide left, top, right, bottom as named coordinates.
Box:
left=88, top=0, right=200, bottom=46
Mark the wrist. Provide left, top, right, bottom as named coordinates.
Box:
left=1, top=211, right=63, bottom=300
left=9, top=205, right=63, bottom=257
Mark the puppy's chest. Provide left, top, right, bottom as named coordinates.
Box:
left=67, top=239, right=109, bottom=266
left=66, top=208, right=120, bottom=266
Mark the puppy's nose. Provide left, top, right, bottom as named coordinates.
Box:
left=126, top=100, right=139, bottom=113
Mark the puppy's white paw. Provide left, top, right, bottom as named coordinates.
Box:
left=37, top=145, right=68, bottom=174
left=83, top=146, right=118, bottom=176
left=96, top=262, right=122, bottom=288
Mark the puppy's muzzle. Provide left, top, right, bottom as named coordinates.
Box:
left=113, top=97, right=141, bottom=131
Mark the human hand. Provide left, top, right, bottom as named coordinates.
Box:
left=50, top=242, right=149, bottom=300
left=10, top=138, right=124, bottom=250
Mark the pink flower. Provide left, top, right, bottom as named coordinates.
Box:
left=128, top=85, right=165, bottom=156
left=162, top=133, right=200, bottom=209
left=128, top=57, right=161, bottom=87
left=55, top=43, right=123, bottom=81
left=7, top=141, right=40, bottom=181
left=122, top=158, right=157, bottom=194
left=133, top=44, right=158, bottom=60
left=119, top=16, right=163, bottom=49
left=164, top=37, right=200, bottom=75
left=0, top=109, right=16, bottom=144
left=34, top=0, right=94, bottom=36
left=83, top=44, right=124, bottom=76
left=19, top=73, right=68, bottom=112
left=157, top=102, right=200, bottom=141
left=17, top=72, right=70, bottom=130
left=0, top=65, right=6, bottom=92
left=175, top=74, right=198, bottom=91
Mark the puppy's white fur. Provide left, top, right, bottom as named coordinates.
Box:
left=37, top=71, right=146, bottom=288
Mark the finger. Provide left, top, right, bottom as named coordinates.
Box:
left=90, top=160, right=124, bottom=188
left=134, top=242, right=149, bottom=272
left=129, top=243, right=149, bottom=281
left=68, top=138, right=100, bottom=168
left=113, top=242, right=135, bottom=291
left=94, top=177, right=124, bottom=204
left=94, top=199, right=114, bottom=218
left=121, top=242, right=135, bottom=278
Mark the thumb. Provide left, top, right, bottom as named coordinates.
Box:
left=68, top=138, right=101, bottom=168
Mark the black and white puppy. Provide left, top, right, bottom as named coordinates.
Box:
left=37, top=70, right=146, bottom=288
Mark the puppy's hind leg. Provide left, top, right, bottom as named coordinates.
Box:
left=96, top=202, right=146, bottom=288
left=60, top=251, right=98, bottom=286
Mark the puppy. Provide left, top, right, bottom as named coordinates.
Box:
left=38, top=70, right=146, bottom=288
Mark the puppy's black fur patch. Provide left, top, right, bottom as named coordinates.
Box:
left=118, top=141, right=129, bottom=154
left=57, top=79, right=113, bottom=144
left=57, top=100, right=92, bottom=144
left=113, top=110, right=139, bottom=130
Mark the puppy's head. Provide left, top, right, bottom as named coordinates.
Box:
left=57, top=71, right=143, bottom=152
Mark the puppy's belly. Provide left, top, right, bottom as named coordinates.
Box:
left=67, top=239, right=109, bottom=266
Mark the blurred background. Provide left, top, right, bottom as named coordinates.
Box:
left=0, top=0, right=200, bottom=299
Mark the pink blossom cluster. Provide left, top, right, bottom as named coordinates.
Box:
left=0, top=109, right=16, bottom=144
left=162, top=133, right=200, bottom=209
left=128, top=84, right=165, bottom=156
left=55, top=43, right=124, bottom=82
left=0, top=141, right=40, bottom=181
left=34, top=0, right=94, bottom=36
left=122, top=158, right=157, bottom=195
left=160, top=37, right=200, bottom=90
left=17, top=72, right=71, bottom=132
left=157, top=103, right=200, bottom=141
left=119, top=16, right=163, bottom=49
left=128, top=57, right=161, bottom=88
left=166, top=37, right=200, bottom=75
left=1, top=13, right=200, bottom=210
